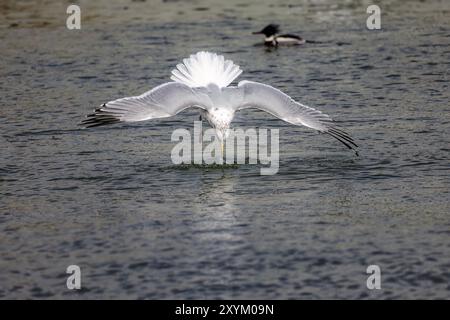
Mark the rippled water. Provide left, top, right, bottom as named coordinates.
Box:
left=1, top=0, right=449, bottom=299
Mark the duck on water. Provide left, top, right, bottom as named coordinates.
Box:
left=253, top=24, right=314, bottom=47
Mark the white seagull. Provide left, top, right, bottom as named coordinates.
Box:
left=82, top=51, right=358, bottom=155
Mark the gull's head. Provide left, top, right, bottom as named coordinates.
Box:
left=214, top=106, right=233, bottom=125
left=215, top=126, right=231, bottom=156
left=215, top=127, right=231, bottom=142
left=209, top=107, right=234, bottom=143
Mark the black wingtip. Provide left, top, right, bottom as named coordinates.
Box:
left=323, top=127, right=359, bottom=156
left=80, top=104, right=121, bottom=128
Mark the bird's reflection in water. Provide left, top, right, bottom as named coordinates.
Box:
left=193, top=172, right=241, bottom=243
left=189, top=173, right=246, bottom=295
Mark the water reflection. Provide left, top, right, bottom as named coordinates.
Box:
left=1, top=0, right=449, bottom=299
left=194, top=173, right=240, bottom=243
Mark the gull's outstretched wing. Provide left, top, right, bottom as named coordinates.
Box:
left=81, top=82, right=212, bottom=128
left=234, top=80, right=358, bottom=154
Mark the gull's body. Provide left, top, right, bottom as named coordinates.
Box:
left=82, top=51, right=358, bottom=155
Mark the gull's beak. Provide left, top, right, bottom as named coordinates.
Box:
left=252, top=31, right=262, bottom=35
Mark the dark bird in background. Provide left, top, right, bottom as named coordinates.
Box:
left=253, top=24, right=312, bottom=47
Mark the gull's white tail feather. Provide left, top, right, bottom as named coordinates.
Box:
left=170, top=51, right=242, bottom=88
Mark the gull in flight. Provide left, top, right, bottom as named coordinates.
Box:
left=82, top=51, right=358, bottom=155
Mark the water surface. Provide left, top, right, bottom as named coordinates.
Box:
left=1, top=0, right=449, bottom=299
